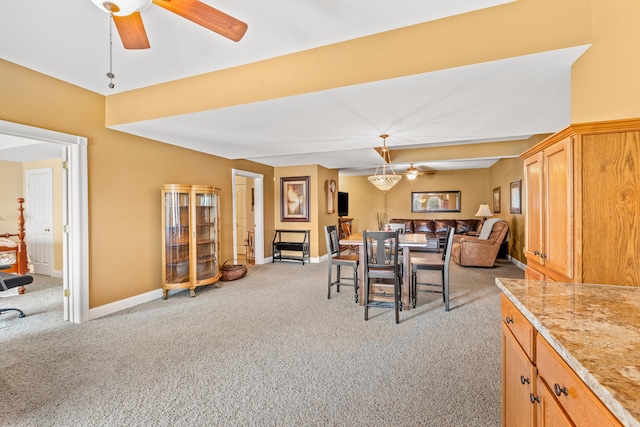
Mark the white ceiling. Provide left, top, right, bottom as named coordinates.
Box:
left=0, top=0, right=589, bottom=174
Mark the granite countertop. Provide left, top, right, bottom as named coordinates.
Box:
left=496, top=278, right=640, bottom=427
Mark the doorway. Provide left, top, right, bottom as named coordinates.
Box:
left=232, top=169, right=265, bottom=264
left=0, top=120, right=89, bottom=323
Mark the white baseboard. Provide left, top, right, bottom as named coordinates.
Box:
left=89, top=288, right=163, bottom=320
left=507, top=255, right=526, bottom=271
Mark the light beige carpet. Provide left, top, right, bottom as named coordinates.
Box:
left=0, top=259, right=523, bottom=426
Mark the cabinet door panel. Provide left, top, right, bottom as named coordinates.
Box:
left=536, top=334, right=621, bottom=426
left=524, top=152, right=544, bottom=264
left=536, top=376, right=573, bottom=427
left=502, top=323, right=536, bottom=427
left=543, top=138, right=573, bottom=278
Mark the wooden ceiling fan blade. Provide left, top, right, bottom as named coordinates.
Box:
left=153, top=0, right=247, bottom=42
left=113, top=12, right=151, bottom=49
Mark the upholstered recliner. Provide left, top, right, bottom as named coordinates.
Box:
left=451, top=219, right=509, bottom=267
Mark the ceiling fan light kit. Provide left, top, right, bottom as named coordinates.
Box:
left=91, top=0, right=248, bottom=48
left=405, top=164, right=419, bottom=180
left=92, top=0, right=152, bottom=16
left=91, top=0, right=248, bottom=88
left=368, top=134, right=403, bottom=192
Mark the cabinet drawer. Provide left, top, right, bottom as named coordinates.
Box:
left=536, top=334, right=622, bottom=427
left=501, top=294, right=535, bottom=361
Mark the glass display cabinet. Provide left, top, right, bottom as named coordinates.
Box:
left=161, top=184, right=221, bottom=299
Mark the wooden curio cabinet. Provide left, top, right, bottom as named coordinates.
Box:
left=161, top=184, right=221, bottom=299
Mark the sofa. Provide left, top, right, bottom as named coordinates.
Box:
left=451, top=219, right=509, bottom=267
left=389, top=218, right=481, bottom=237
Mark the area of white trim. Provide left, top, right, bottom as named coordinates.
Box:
left=507, top=254, right=526, bottom=271
left=232, top=169, right=265, bottom=264
left=89, top=288, right=162, bottom=319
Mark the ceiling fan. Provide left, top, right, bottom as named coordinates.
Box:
left=91, top=0, right=248, bottom=49
left=405, top=163, right=437, bottom=180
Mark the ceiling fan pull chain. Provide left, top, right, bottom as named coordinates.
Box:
left=106, top=15, right=115, bottom=89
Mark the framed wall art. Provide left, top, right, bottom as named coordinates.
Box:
left=510, top=180, right=522, bottom=214
left=411, top=191, right=461, bottom=213
left=493, top=187, right=501, bottom=214
left=281, top=176, right=310, bottom=222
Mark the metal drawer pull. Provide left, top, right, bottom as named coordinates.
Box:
left=554, top=383, right=568, bottom=396
left=530, top=393, right=540, bottom=404
left=520, top=375, right=530, bottom=384
left=505, top=316, right=514, bottom=324
left=533, top=251, right=540, bottom=256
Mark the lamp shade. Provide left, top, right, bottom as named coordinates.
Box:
left=475, top=204, right=493, bottom=218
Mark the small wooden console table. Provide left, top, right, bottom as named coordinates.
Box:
left=272, top=229, right=310, bottom=265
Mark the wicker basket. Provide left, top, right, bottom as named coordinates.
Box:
left=220, top=259, right=247, bottom=281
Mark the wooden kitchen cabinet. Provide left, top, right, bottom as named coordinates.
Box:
left=501, top=295, right=536, bottom=426
left=502, top=323, right=536, bottom=426
left=521, top=118, right=640, bottom=286
left=161, top=184, right=221, bottom=299
left=501, top=294, right=622, bottom=426
left=536, top=334, right=621, bottom=427
left=522, top=137, right=573, bottom=282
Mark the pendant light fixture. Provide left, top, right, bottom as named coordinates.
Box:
left=368, top=134, right=402, bottom=191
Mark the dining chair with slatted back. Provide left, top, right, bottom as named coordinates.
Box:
left=410, top=226, right=455, bottom=311
left=324, top=225, right=359, bottom=302
left=363, top=230, right=403, bottom=324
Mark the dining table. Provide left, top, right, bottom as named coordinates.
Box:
left=339, top=232, right=439, bottom=310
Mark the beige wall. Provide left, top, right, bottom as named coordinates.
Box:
left=0, top=159, right=63, bottom=271
left=4, top=0, right=640, bottom=309
left=571, top=1, right=640, bottom=122
left=0, top=160, right=23, bottom=233
left=488, top=158, right=525, bottom=263
left=340, top=162, right=528, bottom=264
left=273, top=165, right=339, bottom=258
left=340, top=168, right=491, bottom=231
left=1, top=59, right=275, bottom=308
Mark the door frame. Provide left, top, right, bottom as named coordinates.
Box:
left=0, top=120, right=89, bottom=323
left=232, top=169, right=264, bottom=264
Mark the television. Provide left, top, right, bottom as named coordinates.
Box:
left=337, top=192, right=349, bottom=217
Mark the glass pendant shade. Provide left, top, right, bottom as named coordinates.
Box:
left=91, top=0, right=152, bottom=15
left=368, top=134, right=402, bottom=191
left=368, top=174, right=403, bottom=191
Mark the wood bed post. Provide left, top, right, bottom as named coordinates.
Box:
left=16, top=198, right=28, bottom=290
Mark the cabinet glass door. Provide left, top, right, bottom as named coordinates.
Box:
left=193, top=190, right=219, bottom=282
left=164, top=191, right=191, bottom=284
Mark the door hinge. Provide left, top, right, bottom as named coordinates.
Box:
left=62, top=161, right=70, bottom=170
left=64, top=224, right=70, bottom=234
left=64, top=289, right=70, bottom=297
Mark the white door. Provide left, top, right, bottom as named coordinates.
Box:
left=25, top=168, right=54, bottom=275
left=236, top=179, right=247, bottom=255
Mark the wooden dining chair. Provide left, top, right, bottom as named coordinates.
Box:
left=410, top=227, right=455, bottom=311
left=363, top=230, right=403, bottom=324
left=324, top=225, right=359, bottom=302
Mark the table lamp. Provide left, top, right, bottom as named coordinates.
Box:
left=475, top=204, right=493, bottom=222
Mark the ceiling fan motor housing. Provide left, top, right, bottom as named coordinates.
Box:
left=92, top=0, right=152, bottom=16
